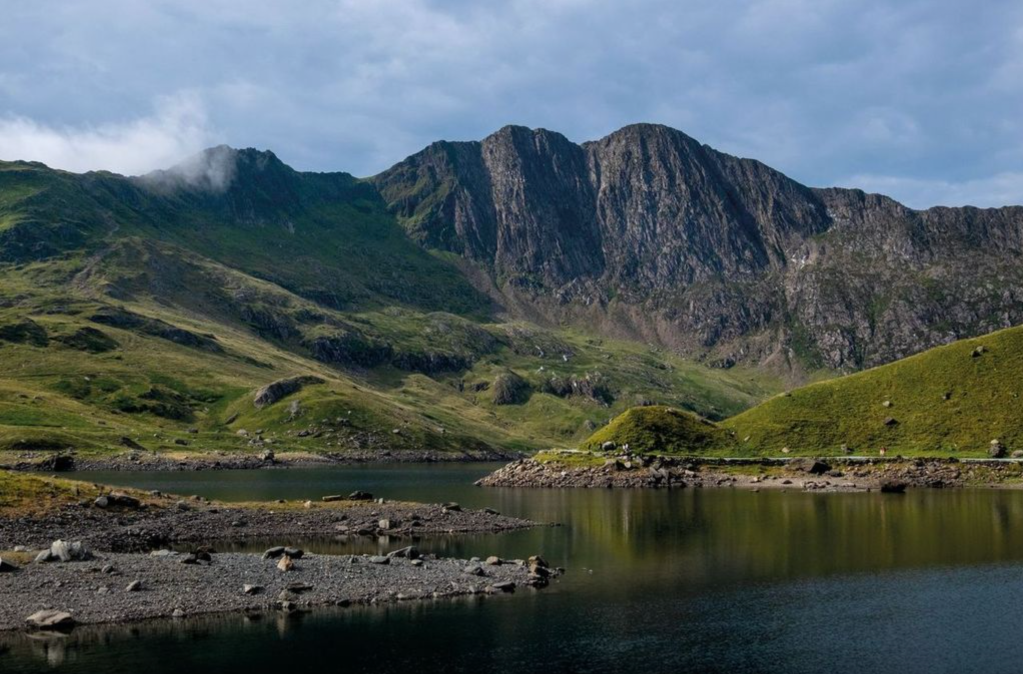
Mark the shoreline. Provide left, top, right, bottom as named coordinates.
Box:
left=0, top=448, right=522, bottom=473
left=0, top=475, right=555, bottom=633
left=478, top=454, right=1023, bottom=491
left=0, top=550, right=558, bottom=632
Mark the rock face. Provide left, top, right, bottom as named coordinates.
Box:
left=253, top=375, right=324, bottom=408
left=374, top=123, right=1023, bottom=371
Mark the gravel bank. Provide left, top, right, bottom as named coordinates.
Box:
left=0, top=550, right=558, bottom=631
left=1, top=448, right=521, bottom=472
left=478, top=455, right=1023, bottom=491
left=0, top=497, right=536, bottom=553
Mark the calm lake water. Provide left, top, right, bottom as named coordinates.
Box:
left=6, top=464, right=1023, bottom=673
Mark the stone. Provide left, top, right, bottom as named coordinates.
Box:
left=368, top=556, right=390, bottom=565
left=49, top=540, right=90, bottom=562
left=348, top=491, right=373, bottom=501
left=253, top=375, right=324, bottom=409
left=880, top=480, right=907, bottom=494
left=410, top=559, right=424, bottom=567
left=989, top=440, right=1007, bottom=458
left=882, top=400, right=893, bottom=408
left=284, top=547, right=304, bottom=559
left=378, top=518, right=394, bottom=530
left=387, top=546, right=420, bottom=560
left=883, top=417, right=898, bottom=426
left=286, top=582, right=313, bottom=594
left=126, top=580, right=142, bottom=592
left=180, top=554, right=199, bottom=565
left=483, top=507, right=500, bottom=515
left=442, top=502, right=462, bottom=512
left=26, top=610, right=75, bottom=630
left=464, top=564, right=485, bottom=576
left=172, top=609, right=185, bottom=618
left=322, top=495, right=344, bottom=502
left=600, top=441, right=616, bottom=451
left=243, top=584, right=264, bottom=595
left=262, top=546, right=286, bottom=560
left=491, top=581, right=516, bottom=593
left=260, top=449, right=275, bottom=463
left=1012, top=450, right=1023, bottom=459
left=101, top=564, right=115, bottom=574
left=277, top=556, right=295, bottom=572
left=0, top=557, right=20, bottom=572
left=485, top=556, right=503, bottom=566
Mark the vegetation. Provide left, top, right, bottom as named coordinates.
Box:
left=577, top=323, right=1023, bottom=459
left=580, top=405, right=732, bottom=454
left=723, top=324, right=1023, bottom=456
left=0, top=155, right=782, bottom=463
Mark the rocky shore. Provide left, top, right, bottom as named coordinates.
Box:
left=1, top=447, right=520, bottom=473
left=0, top=493, right=535, bottom=553
left=0, top=548, right=558, bottom=632
left=478, top=454, right=1023, bottom=492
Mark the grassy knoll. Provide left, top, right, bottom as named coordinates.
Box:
left=578, top=324, right=1023, bottom=459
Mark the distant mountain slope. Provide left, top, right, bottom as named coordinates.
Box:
left=722, top=323, right=1023, bottom=455
left=0, top=148, right=777, bottom=461
left=373, top=124, right=1023, bottom=372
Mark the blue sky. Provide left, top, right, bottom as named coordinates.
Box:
left=1, top=0, right=1021, bottom=208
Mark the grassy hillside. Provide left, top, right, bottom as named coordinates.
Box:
left=721, top=325, right=1023, bottom=456
left=0, top=152, right=781, bottom=462
left=580, top=406, right=732, bottom=454
left=572, top=324, right=1023, bottom=459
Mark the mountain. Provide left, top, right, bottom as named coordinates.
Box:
left=373, top=123, right=1023, bottom=372
left=0, top=146, right=775, bottom=462
left=3, top=122, right=1023, bottom=462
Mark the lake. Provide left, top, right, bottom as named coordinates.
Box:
left=4, top=464, right=1023, bottom=673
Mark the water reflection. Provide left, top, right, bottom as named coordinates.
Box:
left=6, top=466, right=1023, bottom=673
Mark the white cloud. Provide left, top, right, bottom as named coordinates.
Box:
left=0, top=92, right=216, bottom=176
left=840, top=172, right=1023, bottom=209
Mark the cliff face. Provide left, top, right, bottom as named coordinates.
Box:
left=374, top=124, right=1023, bottom=371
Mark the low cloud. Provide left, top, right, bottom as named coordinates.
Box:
left=0, top=92, right=215, bottom=176
left=840, top=172, right=1023, bottom=209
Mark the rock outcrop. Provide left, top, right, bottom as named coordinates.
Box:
left=374, top=123, right=1023, bottom=371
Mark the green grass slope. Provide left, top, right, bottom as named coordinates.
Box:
left=722, top=325, right=1023, bottom=456
left=580, top=406, right=732, bottom=454
left=0, top=149, right=782, bottom=461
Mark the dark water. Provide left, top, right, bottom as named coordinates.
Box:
left=6, top=465, right=1023, bottom=673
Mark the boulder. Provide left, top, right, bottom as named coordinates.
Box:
left=0, top=557, right=19, bottom=572
left=243, top=584, right=264, bottom=595
left=989, top=440, right=1007, bottom=458
left=441, top=502, right=462, bottom=512
left=125, top=580, right=142, bottom=592
left=49, top=540, right=90, bottom=562
left=368, top=555, right=390, bottom=565
left=284, top=547, right=304, bottom=559
left=25, top=610, right=75, bottom=630
left=321, top=495, right=344, bottom=502
left=262, top=546, right=286, bottom=560
left=387, top=546, right=420, bottom=560
left=277, top=556, right=295, bottom=572
left=119, top=436, right=146, bottom=451
left=260, top=449, right=275, bottom=463
left=347, top=491, right=373, bottom=501
left=253, top=376, right=324, bottom=409
left=491, top=581, right=516, bottom=593
left=485, top=556, right=503, bottom=566
left=880, top=480, right=907, bottom=494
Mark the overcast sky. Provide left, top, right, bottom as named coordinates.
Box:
left=1, top=0, right=1021, bottom=208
